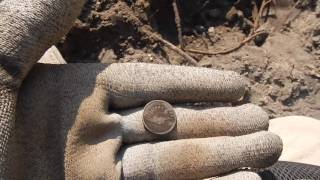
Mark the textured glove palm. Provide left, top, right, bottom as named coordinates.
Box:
left=6, top=63, right=282, bottom=179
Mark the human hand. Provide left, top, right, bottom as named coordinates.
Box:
left=1, top=0, right=282, bottom=179
left=8, top=62, right=282, bottom=179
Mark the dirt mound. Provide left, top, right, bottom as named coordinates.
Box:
left=57, top=0, right=320, bottom=118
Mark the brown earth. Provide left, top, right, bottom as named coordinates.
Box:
left=57, top=0, right=320, bottom=119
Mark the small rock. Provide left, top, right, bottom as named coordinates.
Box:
left=208, top=27, right=215, bottom=33
left=208, top=27, right=216, bottom=36
left=195, top=25, right=206, bottom=34
left=253, top=71, right=263, bottom=81
left=312, top=24, right=320, bottom=36
left=304, top=42, right=313, bottom=52
left=254, top=32, right=269, bottom=47
left=126, top=48, right=135, bottom=55
left=312, top=36, right=320, bottom=48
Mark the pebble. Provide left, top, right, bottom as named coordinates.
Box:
left=208, top=27, right=215, bottom=33
left=195, top=25, right=206, bottom=34
left=312, top=36, right=320, bottom=47
left=126, top=48, right=135, bottom=55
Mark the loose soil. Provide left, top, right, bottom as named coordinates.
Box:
left=57, top=0, right=320, bottom=119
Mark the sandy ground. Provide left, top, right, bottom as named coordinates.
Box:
left=57, top=0, right=320, bottom=119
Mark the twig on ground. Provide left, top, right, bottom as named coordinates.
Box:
left=103, top=2, right=198, bottom=65
left=186, top=0, right=272, bottom=56
left=140, top=27, right=198, bottom=66
left=185, top=31, right=266, bottom=55
left=251, top=0, right=259, bottom=21
left=172, top=0, right=183, bottom=48
left=253, top=0, right=272, bottom=33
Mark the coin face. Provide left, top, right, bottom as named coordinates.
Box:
left=143, top=100, right=177, bottom=135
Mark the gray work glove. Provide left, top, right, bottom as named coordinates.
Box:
left=0, top=0, right=283, bottom=179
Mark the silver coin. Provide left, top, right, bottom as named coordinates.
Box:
left=143, top=100, right=177, bottom=135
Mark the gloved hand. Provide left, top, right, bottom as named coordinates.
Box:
left=0, top=0, right=283, bottom=179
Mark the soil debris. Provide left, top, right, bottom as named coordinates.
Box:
left=57, top=0, right=320, bottom=118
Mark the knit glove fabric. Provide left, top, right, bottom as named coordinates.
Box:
left=0, top=0, right=283, bottom=179
left=6, top=63, right=282, bottom=180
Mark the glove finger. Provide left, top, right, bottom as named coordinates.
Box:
left=100, top=63, right=245, bottom=109
left=205, top=171, right=262, bottom=180
left=0, top=0, right=85, bottom=80
left=121, top=131, right=283, bottom=180
left=120, top=104, right=269, bottom=144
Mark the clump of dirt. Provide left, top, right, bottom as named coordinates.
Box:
left=57, top=0, right=320, bottom=119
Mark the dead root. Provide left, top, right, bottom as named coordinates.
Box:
left=140, top=27, right=198, bottom=65
left=185, top=30, right=267, bottom=55
left=181, top=0, right=272, bottom=56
